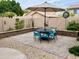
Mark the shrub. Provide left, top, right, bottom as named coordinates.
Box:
left=16, top=18, right=19, bottom=22
left=69, top=46, right=79, bottom=56
left=67, top=21, right=79, bottom=31
left=3, top=12, right=16, bottom=18
left=15, top=18, right=24, bottom=30
left=70, top=13, right=75, bottom=17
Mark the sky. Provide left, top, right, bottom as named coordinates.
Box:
left=16, top=0, right=79, bottom=10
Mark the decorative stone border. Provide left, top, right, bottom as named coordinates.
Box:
left=0, top=28, right=78, bottom=40
left=0, top=28, right=38, bottom=39
left=57, top=30, right=78, bottom=37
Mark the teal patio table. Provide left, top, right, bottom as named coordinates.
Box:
left=34, top=28, right=57, bottom=42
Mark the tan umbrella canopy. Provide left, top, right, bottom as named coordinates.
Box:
left=27, top=2, right=65, bottom=27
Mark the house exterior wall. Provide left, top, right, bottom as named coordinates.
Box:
left=33, top=13, right=44, bottom=28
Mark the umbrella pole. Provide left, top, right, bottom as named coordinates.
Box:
left=44, top=8, right=47, bottom=28
left=32, top=15, right=34, bottom=28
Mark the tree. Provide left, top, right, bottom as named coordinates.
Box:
left=12, top=2, right=24, bottom=16
left=0, top=0, right=24, bottom=16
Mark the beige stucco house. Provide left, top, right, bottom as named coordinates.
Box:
left=68, top=3, right=79, bottom=16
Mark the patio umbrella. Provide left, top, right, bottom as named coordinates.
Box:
left=27, top=2, right=65, bottom=27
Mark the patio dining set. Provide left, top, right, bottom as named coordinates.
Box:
left=34, top=28, right=57, bottom=42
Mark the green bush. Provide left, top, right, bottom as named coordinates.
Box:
left=15, top=18, right=24, bottom=30
left=3, top=12, right=16, bottom=18
left=67, top=21, right=79, bottom=31
left=69, top=46, right=79, bottom=56
left=70, top=13, right=75, bottom=17
left=0, top=0, right=24, bottom=16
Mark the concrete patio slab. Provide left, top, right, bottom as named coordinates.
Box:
left=0, top=48, right=27, bottom=59
left=1, top=32, right=77, bottom=59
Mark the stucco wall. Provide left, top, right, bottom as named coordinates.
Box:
left=33, top=13, right=44, bottom=28
left=0, top=15, right=79, bottom=32
left=0, top=18, right=3, bottom=32
left=48, top=17, right=66, bottom=30
left=0, top=17, right=15, bottom=32
left=0, top=17, right=32, bottom=32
